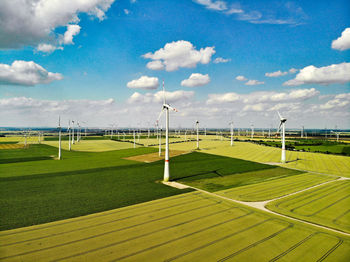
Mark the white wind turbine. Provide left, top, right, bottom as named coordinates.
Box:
left=58, top=116, right=62, bottom=160
left=250, top=123, right=254, bottom=139
left=229, top=121, right=234, bottom=146
left=157, top=80, right=178, bottom=182
left=277, top=111, right=287, bottom=163
left=195, top=120, right=200, bottom=149
left=68, top=120, right=71, bottom=151
left=71, top=120, right=75, bottom=144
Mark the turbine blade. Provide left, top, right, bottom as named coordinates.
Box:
left=162, top=80, right=166, bottom=105
left=157, top=109, right=164, bottom=122
left=277, top=111, right=283, bottom=120
left=167, top=105, right=178, bottom=112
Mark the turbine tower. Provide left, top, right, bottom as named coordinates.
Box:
left=196, top=120, right=199, bottom=149
left=58, top=116, right=62, bottom=160
left=157, top=80, right=178, bottom=182
left=68, top=120, right=71, bottom=151
left=72, top=120, right=75, bottom=144
left=229, top=121, right=234, bottom=146
left=277, top=111, right=287, bottom=163
left=251, top=123, right=254, bottom=139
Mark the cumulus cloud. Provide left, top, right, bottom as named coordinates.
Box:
left=213, top=57, right=231, bottom=64
left=36, top=43, right=63, bottom=53
left=128, top=90, right=194, bottom=104
left=235, top=75, right=247, bottom=81
left=319, top=93, right=350, bottom=110
left=245, top=79, right=264, bottom=86
left=62, top=24, right=81, bottom=45
left=332, top=28, right=350, bottom=51
left=0, top=0, right=114, bottom=49
left=207, top=88, right=319, bottom=105
left=283, top=62, right=350, bottom=86
left=0, top=60, right=63, bottom=86
left=142, top=40, right=215, bottom=71
left=181, top=73, right=210, bottom=87
left=127, top=76, right=159, bottom=90
left=193, top=0, right=227, bottom=11
left=265, top=68, right=299, bottom=77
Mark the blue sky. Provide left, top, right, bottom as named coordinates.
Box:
left=0, top=0, right=349, bottom=128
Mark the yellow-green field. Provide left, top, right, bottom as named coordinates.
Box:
left=43, top=140, right=138, bottom=152
left=1, top=191, right=349, bottom=261
left=164, top=137, right=350, bottom=177
left=216, top=173, right=338, bottom=202
left=0, top=136, right=39, bottom=143
left=267, top=180, right=350, bottom=234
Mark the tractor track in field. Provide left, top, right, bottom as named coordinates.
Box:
left=175, top=178, right=350, bottom=237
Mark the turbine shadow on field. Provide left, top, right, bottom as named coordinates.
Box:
left=0, top=156, right=53, bottom=164
left=172, top=169, right=223, bottom=181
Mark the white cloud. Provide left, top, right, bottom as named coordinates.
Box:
left=245, top=79, right=264, bottom=85
left=265, top=68, right=298, bottom=77
left=128, top=90, right=194, bottom=104
left=332, top=28, right=350, bottom=51
left=265, top=70, right=288, bottom=77
left=207, top=88, right=319, bottom=105
left=36, top=43, right=63, bottom=53
left=181, top=73, right=210, bottom=87
left=0, top=60, right=63, bottom=86
left=193, top=0, right=227, bottom=11
left=142, top=40, right=215, bottom=71
left=127, top=76, right=159, bottom=90
left=319, top=93, right=350, bottom=110
left=235, top=75, right=247, bottom=81
left=62, top=24, right=81, bottom=45
left=207, top=92, right=240, bottom=104
left=283, top=62, right=350, bottom=86
left=146, top=60, right=165, bottom=70
left=213, top=57, right=231, bottom=64
left=0, top=0, right=114, bottom=49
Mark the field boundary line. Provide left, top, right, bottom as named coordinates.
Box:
left=177, top=182, right=350, bottom=236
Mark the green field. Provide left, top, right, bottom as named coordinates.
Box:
left=267, top=180, right=350, bottom=234
left=43, top=139, right=138, bottom=152
left=166, top=139, right=350, bottom=176
left=216, top=173, right=338, bottom=202
left=0, top=144, right=282, bottom=231
left=0, top=192, right=349, bottom=261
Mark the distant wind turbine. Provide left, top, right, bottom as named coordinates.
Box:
left=68, top=120, right=71, bottom=151
left=229, top=121, right=234, bottom=146
left=277, top=111, right=287, bottom=163
left=58, top=116, right=62, bottom=160
left=195, top=120, right=199, bottom=149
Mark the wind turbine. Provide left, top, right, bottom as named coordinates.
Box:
left=229, top=121, right=234, bottom=146
left=277, top=111, right=287, bottom=163
left=58, top=116, right=62, bottom=160
left=195, top=120, right=199, bottom=149
left=71, top=120, right=75, bottom=144
left=157, top=80, right=178, bottom=182
left=250, top=123, right=254, bottom=139
left=68, top=120, right=71, bottom=151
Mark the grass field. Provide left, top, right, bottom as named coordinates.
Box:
left=216, top=172, right=338, bottom=201
left=267, top=180, right=350, bottom=234
left=0, top=191, right=349, bottom=261
left=0, top=144, right=283, bottom=231
left=43, top=139, right=138, bottom=152
left=165, top=139, right=350, bottom=176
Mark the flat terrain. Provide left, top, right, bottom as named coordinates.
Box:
left=43, top=139, right=138, bottom=152
left=1, top=192, right=349, bottom=261
left=267, top=180, right=350, bottom=234
left=166, top=137, right=350, bottom=176
left=216, top=172, right=338, bottom=202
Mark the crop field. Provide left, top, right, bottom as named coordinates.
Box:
left=166, top=139, right=350, bottom=176
left=267, top=180, right=350, bottom=234
left=0, top=144, right=282, bottom=231
left=1, top=191, right=349, bottom=261
left=216, top=172, right=338, bottom=202
left=0, top=136, right=39, bottom=143
left=43, top=139, right=138, bottom=152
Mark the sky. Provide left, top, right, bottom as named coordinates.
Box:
left=0, top=0, right=349, bottom=129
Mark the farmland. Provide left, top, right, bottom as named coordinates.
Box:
left=267, top=180, right=350, bottom=234
left=1, top=136, right=349, bottom=261
left=0, top=191, right=349, bottom=261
